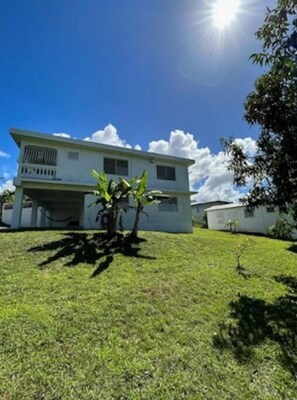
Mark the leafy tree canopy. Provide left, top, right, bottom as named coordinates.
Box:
left=222, top=0, right=297, bottom=222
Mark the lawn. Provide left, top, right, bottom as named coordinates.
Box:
left=0, top=228, right=296, bottom=399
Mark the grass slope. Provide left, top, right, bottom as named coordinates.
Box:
left=0, top=228, right=296, bottom=399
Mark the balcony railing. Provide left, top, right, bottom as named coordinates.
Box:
left=20, top=164, right=57, bottom=180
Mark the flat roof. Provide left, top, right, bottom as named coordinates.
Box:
left=204, top=203, right=246, bottom=212
left=10, top=127, right=195, bottom=166
left=191, top=200, right=230, bottom=207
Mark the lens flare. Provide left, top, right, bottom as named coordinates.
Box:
left=213, top=0, right=240, bottom=29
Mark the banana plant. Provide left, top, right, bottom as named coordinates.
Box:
left=130, top=170, right=162, bottom=238
left=91, top=170, right=132, bottom=237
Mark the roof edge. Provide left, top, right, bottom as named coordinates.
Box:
left=10, top=127, right=195, bottom=166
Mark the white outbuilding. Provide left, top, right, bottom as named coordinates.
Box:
left=205, top=203, right=296, bottom=238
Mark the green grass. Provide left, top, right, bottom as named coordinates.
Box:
left=0, top=228, right=296, bottom=399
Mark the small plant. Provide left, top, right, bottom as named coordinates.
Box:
left=226, top=219, right=239, bottom=233
left=233, top=237, right=253, bottom=277
left=268, top=218, right=294, bottom=241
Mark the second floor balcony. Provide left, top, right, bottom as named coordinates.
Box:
left=20, top=145, right=58, bottom=180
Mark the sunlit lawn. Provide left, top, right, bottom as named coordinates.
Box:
left=0, top=228, right=296, bottom=399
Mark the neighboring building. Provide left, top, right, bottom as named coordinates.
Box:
left=205, top=203, right=297, bottom=238
left=9, top=127, right=195, bottom=232
left=191, top=201, right=230, bottom=224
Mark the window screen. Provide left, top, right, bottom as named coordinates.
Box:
left=104, top=158, right=128, bottom=175
left=156, top=165, right=176, bottom=181
left=266, top=206, right=275, bottom=213
left=158, top=197, right=178, bottom=212
left=68, top=151, right=79, bottom=160
left=244, top=209, right=254, bottom=218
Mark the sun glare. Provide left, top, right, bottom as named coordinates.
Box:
left=213, top=0, right=240, bottom=30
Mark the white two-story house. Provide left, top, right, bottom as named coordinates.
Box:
left=10, top=128, right=195, bottom=232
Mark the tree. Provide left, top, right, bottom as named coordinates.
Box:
left=222, top=1, right=297, bottom=223
left=91, top=170, right=132, bottom=237
left=0, top=177, right=15, bottom=221
left=129, top=170, right=162, bottom=238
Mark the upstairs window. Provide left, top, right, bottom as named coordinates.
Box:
left=104, top=158, right=128, bottom=176
left=22, top=145, right=57, bottom=166
left=244, top=209, right=254, bottom=218
left=158, top=197, right=178, bottom=212
left=156, top=165, right=176, bottom=181
left=68, top=151, right=79, bottom=160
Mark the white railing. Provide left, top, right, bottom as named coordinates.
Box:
left=20, top=164, right=57, bottom=180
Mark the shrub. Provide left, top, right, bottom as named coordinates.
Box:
left=268, top=218, right=293, bottom=241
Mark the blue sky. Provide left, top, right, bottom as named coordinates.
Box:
left=0, top=0, right=276, bottom=201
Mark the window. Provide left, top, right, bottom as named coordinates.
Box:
left=216, top=211, right=224, bottom=224
left=68, top=151, right=79, bottom=160
left=244, top=209, right=254, bottom=218
left=196, top=206, right=200, bottom=213
left=104, top=158, right=128, bottom=175
left=158, top=197, right=178, bottom=212
left=22, top=145, right=57, bottom=166
left=156, top=165, right=176, bottom=181
left=266, top=206, right=275, bottom=213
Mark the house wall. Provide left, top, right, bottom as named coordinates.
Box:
left=84, top=193, right=193, bottom=233
left=207, top=206, right=284, bottom=234
left=19, top=139, right=190, bottom=192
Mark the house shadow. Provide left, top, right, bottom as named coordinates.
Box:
left=28, top=232, right=156, bottom=277
left=213, top=275, right=297, bottom=375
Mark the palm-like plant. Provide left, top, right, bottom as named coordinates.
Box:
left=130, top=170, right=162, bottom=238
left=91, top=170, right=132, bottom=237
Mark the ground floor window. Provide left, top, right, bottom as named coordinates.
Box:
left=158, top=197, right=178, bottom=212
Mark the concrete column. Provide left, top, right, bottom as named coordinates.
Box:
left=30, top=201, right=38, bottom=228
left=83, top=194, right=92, bottom=229
left=40, top=208, right=46, bottom=227
left=45, top=211, right=52, bottom=228
left=11, top=186, right=24, bottom=229
left=79, top=201, right=84, bottom=228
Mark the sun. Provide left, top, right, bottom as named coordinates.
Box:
left=213, top=0, right=240, bottom=30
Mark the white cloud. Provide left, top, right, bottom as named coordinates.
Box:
left=0, top=150, right=10, bottom=159
left=53, top=133, right=71, bottom=138
left=234, top=137, right=258, bottom=157
left=84, top=124, right=133, bottom=149
left=148, top=130, right=257, bottom=203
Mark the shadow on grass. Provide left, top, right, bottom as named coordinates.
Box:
left=287, top=244, right=297, bottom=254
left=28, top=232, right=156, bottom=277
left=213, top=275, right=297, bottom=375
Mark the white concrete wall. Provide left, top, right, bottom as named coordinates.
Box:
left=2, top=205, right=42, bottom=228
left=20, top=139, right=190, bottom=192
left=192, top=202, right=227, bottom=223
left=207, top=206, right=288, bottom=235
left=84, top=194, right=193, bottom=233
